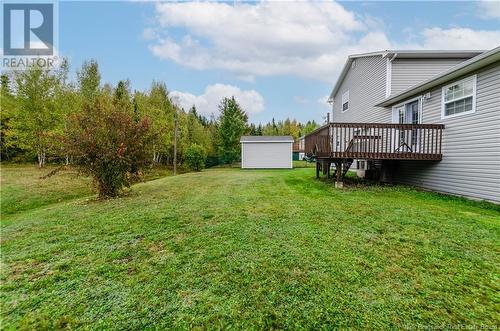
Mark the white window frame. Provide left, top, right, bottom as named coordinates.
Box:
left=441, top=75, right=477, bottom=120
left=391, top=96, right=422, bottom=124
left=341, top=90, right=349, bottom=113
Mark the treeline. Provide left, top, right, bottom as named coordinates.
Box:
left=248, top=118, right=319, bottom=139
left=1, top=59, right=319, bottom=169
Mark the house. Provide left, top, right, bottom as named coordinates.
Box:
left=240, top=136, right=294, bottom=169
left=305, top=47, right=500, bottom=202
left=293, top=136, right=305, bottom=160
left=329, top=50, right=483, bottom=124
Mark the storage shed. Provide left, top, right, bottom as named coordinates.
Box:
left=240, top=136, right=294, bottom=169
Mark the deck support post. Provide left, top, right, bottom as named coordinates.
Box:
left=381, top=160, right=397, bottom=184
left=322, top=160, right=329, bottom=176
left=316, top=162, right=320, bottom=179
left=335, top=161, right=343, bottom=188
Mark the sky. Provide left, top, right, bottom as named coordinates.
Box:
left=56, top=0, right=500, bottom=124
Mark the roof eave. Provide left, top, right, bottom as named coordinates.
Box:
left=376, top=47, right=500, bottom=107
left=329, top=50, right=485, bottom=101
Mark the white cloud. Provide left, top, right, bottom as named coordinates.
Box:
left=235, top=74, right=256, bottom=83
left=148, top=1, right=371, bottom=81
left=477, top=1, right=500, bottom=20
left=293, top=96, right=309, bottom=104
left=317, top=96, right=331, bottom=108
left=421, top=27, right=500, bottom=50
left=146, top=1, right=500, bottom=82
left=171, top=83, right=264, bottom=117
left=142, top=27, right=158, bottom=40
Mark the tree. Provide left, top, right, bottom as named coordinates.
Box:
left=65, top=97, right=154, bottom=198
left=184, top=143, right=207, bottom=171
left=0, top=74, right=17, bottom=160
left=248, top=123, right=258, bottom=135
left=77, top=59, right=101, bottom=107
left=6, top=66, right=63, bottom=167
left=53, top=59, right=80, bottom=165
left=135, top=81, right=174, bottom=164
left=186, top=106, right=213, bottom=155
left=113, top=80, right=133, bottom=113
left=301, top=120, right=319, bottom=136
left=257, top=123, right=263, bottom=135
left=217, top=97, right=248, bottom=164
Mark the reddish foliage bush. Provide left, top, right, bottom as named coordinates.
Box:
left=65, top=98, right=154, bottom=198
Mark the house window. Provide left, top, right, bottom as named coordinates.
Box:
left=398, top=107, right=405, bottom=123
left=442, top=75, right=476, bottom=119
left=342, top=91, right=349, bottom=112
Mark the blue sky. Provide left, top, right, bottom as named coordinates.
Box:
left=58, top=1, right=500, bottom=124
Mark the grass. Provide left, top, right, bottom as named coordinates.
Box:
left=0, top=164, right=173, bottom=218
left=0, top=164, right=92, bottom=218
left=1, top=164, right=499, bottom=329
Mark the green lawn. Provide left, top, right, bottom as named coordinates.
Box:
left=1, top=165, right=499, bottom=329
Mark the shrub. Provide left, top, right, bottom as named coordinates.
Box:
left=65, top=98, right=154, bottom=198
left=184, top=144, right=207, bottom=171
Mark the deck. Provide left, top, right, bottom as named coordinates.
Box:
left=304, top=122, right=444, bottom=161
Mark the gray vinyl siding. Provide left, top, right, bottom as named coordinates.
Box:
left=390, top=58, right=469, bottom=95
left=332, top=56, right=391, bottom=123
left=394, top=62, right=500, bottom=203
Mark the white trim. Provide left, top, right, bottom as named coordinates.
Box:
left=391, top=96, right=422, bottom=124
left=441, top=74, right=477, bottom=120
left=385, top=58, right=392, bottom=98
left=341, top=90, right=349, bottom=113
left=419, top=96, right=424, bottom=123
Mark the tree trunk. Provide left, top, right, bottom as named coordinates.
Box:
left=37, top=150, right=46, bottom=168
left=152, top=145, right=157, bottom=163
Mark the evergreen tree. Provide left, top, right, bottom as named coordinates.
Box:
left=217, top=97, right=248, bottom=164
left=113, top=80, right=133, bottom=113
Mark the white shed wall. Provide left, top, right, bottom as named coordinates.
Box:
left=241, top=142, right=292, bottom=169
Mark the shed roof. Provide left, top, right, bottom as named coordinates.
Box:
left=240, top=136, right=294, bottom=143
left=376, top=46, right=500, bottom=107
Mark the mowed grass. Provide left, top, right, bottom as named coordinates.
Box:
left=1, top=165, right=499, bottom=329
left=0, top=164, right=92, bottom=218
left=0, top=164, right=173, bottom=218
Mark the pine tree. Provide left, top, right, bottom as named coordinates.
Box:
left=217, top=97, right=248, bottom=164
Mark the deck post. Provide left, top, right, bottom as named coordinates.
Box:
left=381, top=160, right=397, bottom=183
left=335, top=160, right=343, bottom=188
left=322, top=160, right=329, bottom=176
left=316, top=161, right=320, bottom=179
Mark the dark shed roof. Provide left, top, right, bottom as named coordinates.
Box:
left=240, top=136, right=294, bottom=143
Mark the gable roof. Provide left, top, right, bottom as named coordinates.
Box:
left=240, top=136, right=294, bottom=143
left=328, top=50, right=485, bottom=101
left=376, top=46, right=500, bottom=107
